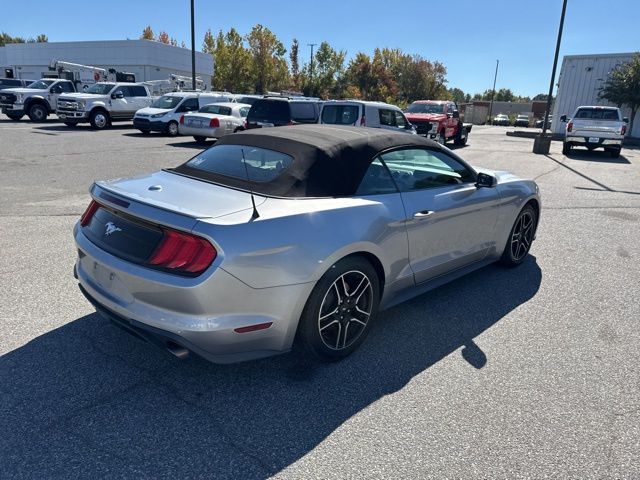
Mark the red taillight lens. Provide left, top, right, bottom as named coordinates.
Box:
left=360, top=116, right=366, bottom=126
left=567, top=121, right=573, bottom=133
left=622, top=124, right=627, bottom=135
left=209, top=117, right=220, bottom=128
left=148, top=228, right=216, bottom=274
left=80, top=200, right=99, bottom=226
left=179, top=115, right=185, bottom=125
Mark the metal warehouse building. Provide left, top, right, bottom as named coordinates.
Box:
left=0, top=39, right=213, bottom=86
left=551, top=52, right=639, bottom=137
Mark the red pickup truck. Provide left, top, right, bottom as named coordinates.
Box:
left=404, top=100, right=472, bottom=146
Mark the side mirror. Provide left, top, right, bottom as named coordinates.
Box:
left=112, top=91, right=124, bottom=99
left=623, top=117, right=629, bottom=123
left=452, top=111, right=460, bottom=118
left=560, top=114, right=567, bottom=122
left=447, top=112, right=453, bottom=118
left=475, top=172, right=497, bottom=188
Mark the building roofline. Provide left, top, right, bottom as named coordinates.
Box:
left=562, top=52, right=638, bottom=60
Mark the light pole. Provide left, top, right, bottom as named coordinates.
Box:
left=534, top=0, right=568, bottom=154
left=487, top=59, right=499, bottom=125
left=190, top=0, right=196, bottom=91
left=308, top=43, right=317, bottom=93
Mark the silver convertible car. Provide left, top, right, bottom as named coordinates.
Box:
left=74, top=125, right=540, bottom=363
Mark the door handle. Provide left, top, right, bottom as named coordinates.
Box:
left=413, top=210, right=435, bottom=219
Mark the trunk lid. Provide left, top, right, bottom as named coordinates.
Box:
left=96, top=170, right=264, bottom=219
left=572, top=119, right=623, bottom=136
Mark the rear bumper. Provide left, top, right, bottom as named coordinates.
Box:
left=178, top=125, right=225, bottom=138
left=565, top=135, right=622, bottom=148
left=74, top=224, right=311, bottom=363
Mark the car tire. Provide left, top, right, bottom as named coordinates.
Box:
left=500, top=204, right=537, bottom=267
left=6, top=113, right=23, bottom=121
left=438, top=130, right=446, bottom=145
left=296, top=256, right=380, bottom=362
left=233, top=127, right=244, bottom=133
left=166, top=121, right=179, bottom=137
left=64, top=121, right=78, bottom=127
left=609, top=148, right=621, bottom=159
left=27, top=103, right=47, bottom=122
left=193, top=136, right=207, bottom=144
left=89, top=110, right=109, bottom=130
left=562, top=142, right=571, bottom=155
left=454, top=126, right=467, bottom=146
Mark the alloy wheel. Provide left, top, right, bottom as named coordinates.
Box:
left=317, top=270, right=373, bottom=350
left=510, top=210, right=535, bottom=261
left=94, top=113, right=107, bottom=128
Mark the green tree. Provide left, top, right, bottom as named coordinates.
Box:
left=599, top=53, right=640, bottom=135
left=344, top=52, right=397, bottom=103
left=202, top=29, right=215, bottom=54
left=140, top=26, right=154, bottom=40
left=494, top=88, right=515, bottom=102
left=289, top=39, right=301, bottom=91
left=533, top=93, right=551, bottom=101
left=302, top=41, right=346, bottom=98
left=209, top=28, right=253, bottom=93
left=449, top=87, right=467, bottom=103
left=35, top=34, right=48, bottom=43
left=245, top=24, right=288, bottom=93
left=0, top=32, right=26, bottom=45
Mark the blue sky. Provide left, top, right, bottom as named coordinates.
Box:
left=4, top=0, right=639, bottom=97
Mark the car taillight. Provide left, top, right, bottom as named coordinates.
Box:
left=243, top=119, right=247, bottom=129
left=148, top=228, right=216, bottom=274
left=179, top=115, right=185, bottom=125
left=80, top=200, right=99, bottom=226
left=209, top=117, right=220, bottom=128
left=567, top=121, right=573, bottom=133
left=360, top=116, right=366, bottom=126
left=622, top=124, right=627, bottom=135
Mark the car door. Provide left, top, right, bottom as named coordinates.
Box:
left=379, top=147, right=500, bottom=284
left=378, top=108, right=398, bottom=132
left=109, top=85, right=130, bottom=119
left=130, top=85, right=150, bottom=114
left=49, top=81, right=71, bottom=110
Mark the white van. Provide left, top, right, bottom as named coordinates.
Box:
left=133, top=92, right=234, bottom=136
left=319, top=100, right=416, bottom=134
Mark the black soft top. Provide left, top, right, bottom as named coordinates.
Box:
left=172, top=124, right=440, bottom=197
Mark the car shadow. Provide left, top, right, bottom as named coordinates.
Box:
left=565, top=149, right=631, bottom=164
left=34, top=124, right=135, bottom=132
left=1, top=257, right=541, bottom=478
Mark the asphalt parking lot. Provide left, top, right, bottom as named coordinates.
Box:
left=1, top=116, right=639, bottom=479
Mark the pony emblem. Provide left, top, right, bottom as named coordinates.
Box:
left=104, top=221, right=123, bottom=236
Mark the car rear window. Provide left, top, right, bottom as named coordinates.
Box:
left=247, top=100, right=290, bottom=124
left=200, top=105, right=232, bottom=115
left=290, top=102, right=318, bottom=122
left=575, top=108, right=619, bottom=120
left=185, top=144, right=293, bottom=183
left=321, top=105, right=360, bottom=125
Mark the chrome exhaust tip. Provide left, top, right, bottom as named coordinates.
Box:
left=165, top=341, right=189, bottom=359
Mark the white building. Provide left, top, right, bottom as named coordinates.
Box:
left=0, top=39, right=213, bottom=87
left=551, top=52, right=639, bottom=137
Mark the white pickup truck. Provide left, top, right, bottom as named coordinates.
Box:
left=561, top=106, right=628, bottom=158
left=56, top=82, right=153, bottom=129
left=0, top=79, right=76, bottom=121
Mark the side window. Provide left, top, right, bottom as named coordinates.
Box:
left=379, top=109, right=395, bottom=127
left=132, top=86, right=148, bottom=97
left=356, top=158, right=398, bottom=196
left=394, top=111, right=408, bottom=129
left=239, top=106, right=250, bottom=117
left=60, top=82, right=74, bottom=93
left=179, top=98, right=199, bottom=112
left=114, top=86, right=131, bottom=97
left=379, top=148, right=476, bottom=192
left=50, top=83, right=63, bottom=94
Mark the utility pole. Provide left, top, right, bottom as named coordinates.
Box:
left=308, top=43, right=317, bottom=92
left=534, top=0, right=568, bottom=154
left=190, top=0, right=196, bottom=91
left=487, top=59, right=499, bottom=125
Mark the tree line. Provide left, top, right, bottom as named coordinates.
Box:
left=1, top=32, right=48, bottom=46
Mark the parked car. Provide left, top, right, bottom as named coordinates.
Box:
left=0, top=78, right=76, bottom=121
left=492, top=114, right=510, bottom=126
left=0, top=78, right=36, bottom=91
left=178, top=102, right=251, bottom=143
left=56, top=82, right=154, bottom=129
left=319, top=100, right=416, bottom=135
left=561, top=106, right=627, bottom=158
left=73, top=125, right=540, bottom=364
left=404, top=100, right=472, bottom=145
left=535, top=115, right=552, bottom=129
left=133, top=92, right=233, bottom=136
left=514, top=115, right=530, bottom=127
left=245, top=97, right=321, bottom=129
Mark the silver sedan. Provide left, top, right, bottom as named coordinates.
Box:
left=74, top=125, right=540, bottom=364
left=178, top=102, right=251, bottom=144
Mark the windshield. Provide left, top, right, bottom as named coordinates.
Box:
left=151, top=95, right=184, bottom=109
left=186, top=144, right=292, bottom=183
left=200, top=104, right=232, bottom=115
left=27, top=80, right=55, bottom=89
left=85, top=83, right=116, bottom=95
left=406, top=103, right=445, bottom=114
